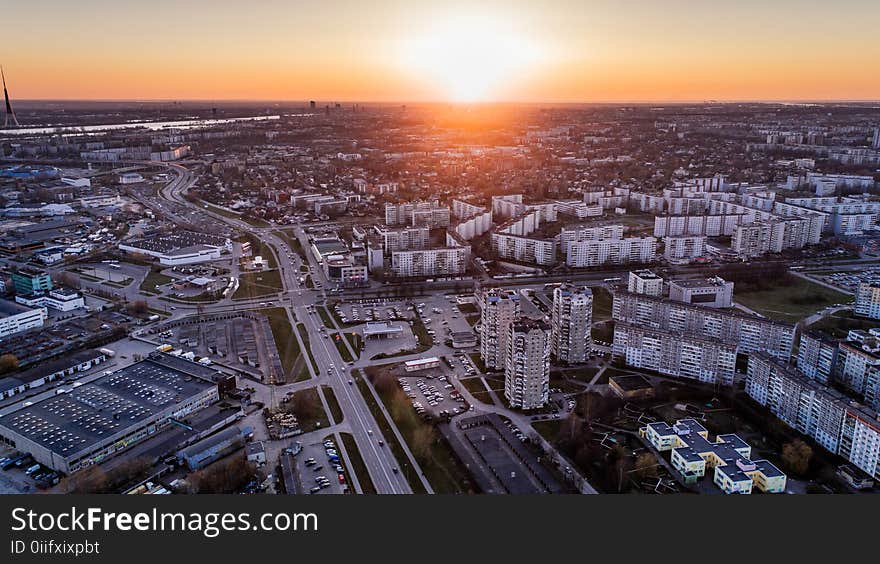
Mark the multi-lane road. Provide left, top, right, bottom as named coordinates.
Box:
left=155, top=161, right=413, bottom=494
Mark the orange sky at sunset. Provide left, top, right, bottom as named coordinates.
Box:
left=5, top=1, right=880, bottom=103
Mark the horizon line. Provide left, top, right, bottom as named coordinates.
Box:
left=9, top=97, right=880, bottom=106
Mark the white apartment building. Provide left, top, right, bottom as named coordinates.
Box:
left=732, top=222, right=780, bottom=258
left=504, top=319, right=551, bottom=409
left=612, top=323, right=737, bottom=385
left=390, top=246, right=469, bottom=278
left=491, top=233, right=557, bottom=266
left=480, top=289, right=521, bottom=370
left=746, top=353, right=880, bottom=479
left=551, top=284, right=593, bottom=363
left=374, top=225, right=430, bottom=254
left=612, top=289, right=795, bottom=361
left=796, top=331, right=838, bottom=385
left=836, top=340, right=880, bottom=396
left=559, top=224, right=625, bottom=254
left=663, top=235, right=706, bottom=262
left=654, top=214, right=745, bottom=237
left=854, top=281, right=880, bottom=320
left=565, top=237, right=656, bottom=267
left=627, top=270, right=665, bottom=297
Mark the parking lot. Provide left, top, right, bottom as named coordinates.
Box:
left=0, top=446, right=58, bottom=493
left=294, top=436, right=350, bottom=494
left=397, top=370, right=469, bottom=419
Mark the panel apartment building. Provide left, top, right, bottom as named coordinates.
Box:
left=746, top=354, right=880, bottom=480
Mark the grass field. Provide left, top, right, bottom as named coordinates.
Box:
left=259, top=308, right=302, bottom=377
left=365, top=368, right=476, bottom=494
left=295, top=323, right=317, bottom=381
left=592, top=286, right=613, bottom=321
left=322, top=386, right=343, bottom=424
left=139, top=269, right=174, bottom=291
left=809, top=310, right=878, bottom=338
left=285, top=388, right=329, bottom=432
left=340, top=433, right=376, bottom=494
left=354, top=371, right=427, bottom=494
left=317, top=306, right=336, bottom=329
left=461, top=377, right=495, bottom=404
left=233, top=269, right=283, bottom=299
left=734, top=276, right=852, bottom=323
left=333, top=333, right=355, bottom=362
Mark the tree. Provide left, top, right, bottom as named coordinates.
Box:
left=781, top=439, right=813, bottom=476
left=127, top=300, right=149, bottom=315
left=633, top=452, right=659, bottom=480
left=0, top=354, right=19, bottom=374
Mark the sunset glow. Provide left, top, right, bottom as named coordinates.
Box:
left=3, top=0, right=880, bottom=102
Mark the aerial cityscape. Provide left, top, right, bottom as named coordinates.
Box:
left=1, top=1, right=879, bottom=496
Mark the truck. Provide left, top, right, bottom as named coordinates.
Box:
left=157, top=344, right=174, bottom=353
left=99, top=348, right=116, bottom=358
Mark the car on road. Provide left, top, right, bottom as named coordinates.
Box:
left=392, top=467, right=399, bottom=474
left=348, top=380, right=353, bottom=385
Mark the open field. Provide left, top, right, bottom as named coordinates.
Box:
left=233, top=269, right=283, bottom=299
left=259, top=307, right=302, bottom=377
left=735, top=276, right=852, bottom=323
left=340, top=433, right=376, bottom=494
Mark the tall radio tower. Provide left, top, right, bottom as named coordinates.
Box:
left=2, top=66, right=20, bottom=128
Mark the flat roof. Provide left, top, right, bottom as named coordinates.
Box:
left=404, top=357, right=440, bottom=367
left=0, top=299, right=36, bottom=318
left=0, top=356, right=215, bottom=460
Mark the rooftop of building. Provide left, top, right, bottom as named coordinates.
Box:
left=647, top=418, right=784, bottom=482
left=669, top=276, right=731, bottom=289
left=0, top=299, right=37, bottom=318
left=0, top=354, right=218, bottom=460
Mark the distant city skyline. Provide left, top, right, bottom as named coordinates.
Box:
left=5, top=1, right=880, bottom=103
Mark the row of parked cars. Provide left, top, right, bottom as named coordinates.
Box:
left=0, top=453, right=60, bottom=489
left=305, top=438, right=347, bottom=494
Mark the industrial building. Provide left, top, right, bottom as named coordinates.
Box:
left=119, top=230, right=231, bottom=266
left=0, top=353, right=221, bottom=474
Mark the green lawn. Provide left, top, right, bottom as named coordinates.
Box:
left=284, top=388, right=329, bottom=432
left=233, top=269, right=283, bottom=299
left=461, top=377, right=495, bottom=405
left=340, top=433, right=376, bottom=494
left=592, top=286, right=613, bottom=321
left=322, top=386, right=344, bottom=424
left=410, top=317, right=433, bottom=347
left=274, top=230, right=306, bottom=260
left=139, top=269, right=174, bottom=291
left=809, top=310, right=878, bottom=339
left=203, top=202, right=243, bottom=220
left=333, top=333, right=355, bottom=362
left=343, top=331, right=363, bottom=359
left=259, top=308, right=301, bottom=377
left=317, top=306, right=336, bottom=329
left=295, top=323, right=317, bottom=381
left=354, top=371, right=427, bottom=494
left=367, top=371, right=476, bottom=493
left=735, top=276, right=853, bottom=323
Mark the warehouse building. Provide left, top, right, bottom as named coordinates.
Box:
left=0, top=353, right=220, bottom=474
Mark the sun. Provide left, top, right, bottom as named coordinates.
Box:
left=401, top=18, right=542, bottom=102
